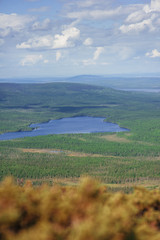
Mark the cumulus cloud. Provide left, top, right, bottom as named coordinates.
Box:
left=146, top=49, right=160, bottom=58
left=120, top=18, right=155, bottom=33
left=126, top=10, right=148, bottom=24
left=93, top=47, right=104, bottom=60
left=120, top=0, right=160, bottom=33
left=65, top=0, right=142, bottom=21
left=53, top=27, right=80, bottom=49
left=83, top=46, right=104, bottom=65
left=0, top=13, right=34, bottom=37
left=83, top=38, right=93, bottom=46
left=56, top=51, right=62, bottom=61
left=151, top=0, right=160, bottom=12
left=17, top=35, right=52, bottom=49
left=17, top=27, right=80, bottom=50
left=1, top=0, right=159, bottom=76
left=32, top=18, right=51, bottom=31
left=20, top=54, right=43, bottom=66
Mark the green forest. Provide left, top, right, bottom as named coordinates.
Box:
left=0, top=82, right=160, bottom=191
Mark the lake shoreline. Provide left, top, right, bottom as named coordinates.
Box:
left=0, top=116, right=129, bottom=141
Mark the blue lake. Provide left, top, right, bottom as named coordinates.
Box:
left=0, top=117, right=129, bottom=141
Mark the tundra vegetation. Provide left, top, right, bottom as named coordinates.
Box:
left=0, top=177, right=160, bottom=240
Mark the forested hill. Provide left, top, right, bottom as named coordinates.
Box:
left=0, top=82, right=117, bottom=109
left=1, top=82, right=160, bottom=144
left=0, top=81, right=159, bottom=110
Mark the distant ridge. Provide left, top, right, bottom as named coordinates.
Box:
left=0, top=74, right=160, bottom=89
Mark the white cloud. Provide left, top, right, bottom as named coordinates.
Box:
left=53, top=27, right=80, bottom=49
left=146, top=49, right=160, bottom=58
left=120, top=0, right=160, bottom=34
left=120, top=18, right=155, bottom=33
left=29, top=6, right=49, bottom=13
left=83, top=38, right=93, bottom=46
left=0, top=13, right=34, bottom=36
left=151, top=0, right=160, bottom=12
left=93, top=47, right=104, bottom=60
left=1, top=0, right=160, bottom=77
left=20, top=54, right=43, bottom=66
left=56, top=51, right=62, bottom=61
left=32, top=18, right=51, bottom=30
left=17, top=27, right=80, bottom=50
left=83, top=46, right=104, bottom=65
left=77, top=0, right=97, bottom=8
left=17, top=35, right=53, bottom=49
left=126, top=10, right=147, bottom=23
left=67, top=7, right=122, bottom=20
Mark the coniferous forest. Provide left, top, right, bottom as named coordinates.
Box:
left=0, top=82, right=160, bottom=190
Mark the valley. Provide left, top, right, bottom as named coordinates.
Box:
left=0, top=82, right=160, bottom=191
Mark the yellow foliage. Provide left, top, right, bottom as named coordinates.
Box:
left=0, top=177, right=160, bottom=240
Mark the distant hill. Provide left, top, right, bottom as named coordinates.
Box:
left=1, top=75, right=160, bottom=89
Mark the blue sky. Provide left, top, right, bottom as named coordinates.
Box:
left=0, top=0, right=160, bottom=78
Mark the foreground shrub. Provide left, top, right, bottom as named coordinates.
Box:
left=0, top=177, right=160, bottom=240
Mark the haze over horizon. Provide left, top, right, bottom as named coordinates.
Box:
left=0, top=0, right=160, bottom=79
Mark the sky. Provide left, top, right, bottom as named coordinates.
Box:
left=0, top=0, right=160, bottom=78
